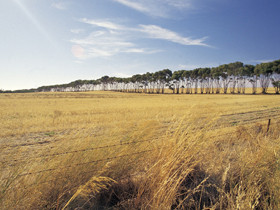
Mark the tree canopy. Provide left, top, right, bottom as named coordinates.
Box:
left=2, top=59, right=280, bottom=94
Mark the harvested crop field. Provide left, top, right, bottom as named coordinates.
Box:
left=1, top=91, right=280, bottom=209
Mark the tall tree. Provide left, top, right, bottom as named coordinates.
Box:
left=271, top=59, right=280, bottom=94
left=228, top=62, right=244, bottom=94
left=171, top=70, right=184, bottom=94
left=191, top=69, right=199, bottom=94
left=255, top=63, right=273, bottom=94
left=211, top=67, right=222, bottom=94
left=182, top=70, right=192, bottom=94
left=100, top=76, right=110, bottom=91
left=218, top=64, right=230, bottom=94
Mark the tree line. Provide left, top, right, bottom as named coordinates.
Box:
left=1, top=59, right=280, bottom=94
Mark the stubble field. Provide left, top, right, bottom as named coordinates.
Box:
left=1, top=91, right=280, bottom=209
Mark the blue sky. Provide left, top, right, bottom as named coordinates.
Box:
left=1, top=0, right=280, bottom=90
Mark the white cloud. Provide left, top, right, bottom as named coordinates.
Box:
left=79, top=18, right=209, bottom=47
left=165, top=0, right=192, bottom=9
left=70, top=29, right=159, bottom=59
left=113, top=0, right=150, bottom=13
left=71, top=31, right=134, bottom=47
left=123, top=48, right=162, bottom=54
left=71, top=19, right=209, bottom=59
left=51, top=2, right=67, bottom=10
left=112, top=0, right=193, bottom=17
left=139, top=25, right=208, bottom=46
left=87, top=48, right=114, bottom=57
left=80, top=18, right=125, bottom=30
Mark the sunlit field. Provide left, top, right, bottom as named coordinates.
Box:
left=1, top=90, right=280, bottom=209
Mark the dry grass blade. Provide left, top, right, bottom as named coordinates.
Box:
left=62, top=176, right=116, bottom=209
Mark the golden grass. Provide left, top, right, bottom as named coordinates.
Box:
left=0, top=90, right=280, bottom=209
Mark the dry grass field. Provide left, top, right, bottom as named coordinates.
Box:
left=1, top=90, right=280, bottom=209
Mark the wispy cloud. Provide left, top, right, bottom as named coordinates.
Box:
left=71, top=19, right=209, bottom=59
left=71, top=30, right=134, bottom=47
left=112, top=0, right=193, bottom=17
left=139, top=25, right=208, bottom=46
left=51, top=2, right=67, bottom=10
left=113, top=0, right=150, bottom=13
left=80, top=18, right=125, bottom=30
left=165, top=0, right=192, bottom=9
left=123, top=48, right=162, bottom=54
left=70, top=29, right=158, bottom=59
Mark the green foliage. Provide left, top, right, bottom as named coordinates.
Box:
left=3, top=59, right=280, bottom=94
left=255, top=62, right=273, bottom=76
